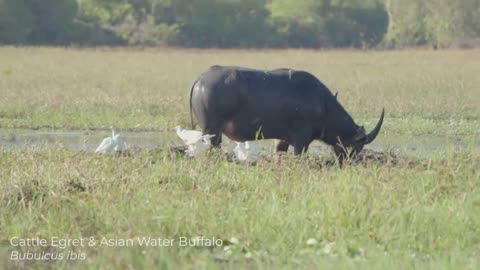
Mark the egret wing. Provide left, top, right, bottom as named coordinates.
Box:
left=114, top=137, right=126, bottom=152
left=177, top=129, right=203, bottom=145
left=234, top=142, right=248, bottom=161
left=95, top=137, right=114, bottom=153
left=199, top=134, right=215, bottom=144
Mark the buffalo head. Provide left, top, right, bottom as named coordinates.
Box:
left=332, top=109, right=385, bottom=159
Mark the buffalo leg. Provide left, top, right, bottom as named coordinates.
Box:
left=203, top=129, right=222, bottom=147
left=292, top=128, right=313, bottom=155
left=292, top=134, right=312, bottom=155
left=293, top=143, right=310, bottom=155
left=203, top=122, right=223, bottom=147
left=275, top=139, right=289, bottom=152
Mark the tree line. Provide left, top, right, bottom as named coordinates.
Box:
left=1, top=0, right=479, bottom=48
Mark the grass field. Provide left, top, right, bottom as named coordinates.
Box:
left=1, top=47, right=479, bottom=269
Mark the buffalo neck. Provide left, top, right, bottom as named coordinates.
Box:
left=320, top=98, right=358, bottom=146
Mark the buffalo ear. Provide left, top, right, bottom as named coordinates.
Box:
left=334, top=92, right=338, bottom=99
left=354, top=126, right=366, bottom=141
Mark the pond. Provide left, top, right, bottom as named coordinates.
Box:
left=0, top=129, right=478, bottom=157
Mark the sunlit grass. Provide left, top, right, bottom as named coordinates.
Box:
left=0, top=147, right=479, bottom=269
left=0, top=47, right=479, bottom=133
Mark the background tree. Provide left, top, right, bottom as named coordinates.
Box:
left=152, top=0, right=272, bottom=47
left=326, top=0, right=388, bottom=47
left=1, top=0, right=479, bottom=48
left=0, top=0, right=33, bottom=44
left=25, top=0, right=78, bottom=45
left=267, top=0, right=329, bottom=47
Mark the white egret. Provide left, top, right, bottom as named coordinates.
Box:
left=234, top=141, right=258, bottom=162
left=114, top=136, right=126, bottom=152
left=175, top=126, right=203, bottom=145
left=185, top=134, right=216, bottom=157
left=175, top=126, right=216, bottom=157
left=95, top=128, right=126, bottom=153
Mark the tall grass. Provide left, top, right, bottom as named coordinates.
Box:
left=0, top=47, right=479, bottom=133
left=0, top=147, right=479, bottom=269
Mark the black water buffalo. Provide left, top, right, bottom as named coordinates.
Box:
left=189, top=65, right=384, bottom=158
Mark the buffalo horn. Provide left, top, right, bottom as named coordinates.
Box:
left=364, top=109, right=385, bottom=144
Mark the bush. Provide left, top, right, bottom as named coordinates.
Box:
left=1, top=0, right=479, bottom=48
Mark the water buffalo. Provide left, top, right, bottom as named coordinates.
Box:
left=189, top=65, right=384, bottom=158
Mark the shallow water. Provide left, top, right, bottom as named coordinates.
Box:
left=0, top=129, right=176, bottom=152
left=0, top=128, right=478, bottom=157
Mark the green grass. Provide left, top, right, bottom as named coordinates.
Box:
left=1, top=147, right=479, bottom=269
left=1, top=47, right=480, bottom=269
left=0, top=47, right=479, bottom=133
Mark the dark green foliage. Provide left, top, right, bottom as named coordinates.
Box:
left=268, top=0, right=388, bottom=48
left=0, top=0, right=78, bottom=45
left=69, top=21, right=127, bottom=46
left=0, top=0, right=33, bottom=44
left=24, top=0, right=78, bottom=45
left=267, top=0, right=327, bottom=48
left=155, top=0, right=272, bottom=47
left=384, top=0, right=480, bottom=48
left=326, top=1, right=388, bottom=47
left=0, top=0, right=479, bottom=48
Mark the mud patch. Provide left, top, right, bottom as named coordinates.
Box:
left=65, top=181, right=86, bottom=193
left=13, top=180, right=48, bottom=205
left=351, top=148, right=398, bottom=164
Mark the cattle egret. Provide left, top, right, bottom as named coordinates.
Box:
left=234, top=141, right=258, bottom=162
left=185, top=134, right=215, bottom=157
left=175, top=126, right=215, bottom=157
left=175, top=126, right=203, bottom=145
left=95, top=128, right=126, bottom=153
left=306, top=238, right=318, bottom=246
left=114, top=136, right=126, bottom=152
